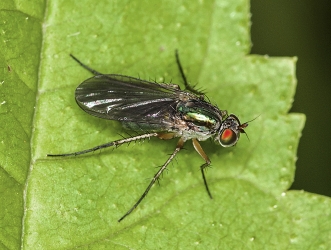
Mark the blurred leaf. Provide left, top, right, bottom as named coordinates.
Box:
left=1, top=0, right=329, bottom=249
left=0, top=2, right=44, bottom=249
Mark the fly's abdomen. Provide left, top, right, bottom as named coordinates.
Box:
left=121, top=121, right=169, bottom=132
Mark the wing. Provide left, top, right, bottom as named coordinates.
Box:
left=75, top=74, right=190, bottom=129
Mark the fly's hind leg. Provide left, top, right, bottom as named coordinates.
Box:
left=47, top=132, right=159, bottom=157
left=118, top=137, right=185, bottom=222
left=70, top=54, right=103, bottom=75
left=192, top=138, right=213, bottom=199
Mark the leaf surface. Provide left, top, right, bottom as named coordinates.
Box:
left=1, top=1, right=329, bottom=249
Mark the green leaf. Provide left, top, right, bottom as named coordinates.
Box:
left=1, top=0, right=329, bottom=249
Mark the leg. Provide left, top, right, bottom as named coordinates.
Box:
left=118, top=137, right=185, bottom=222
left=47, top=132, right=158, bottom=157
left=192, top=138, right=213, bottom=199
left=175, top=50, right=204, bottom=96
left=70, top=54, right=103, bottom=75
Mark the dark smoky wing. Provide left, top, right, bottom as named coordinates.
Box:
left=75, top=74, right=183, bottom=125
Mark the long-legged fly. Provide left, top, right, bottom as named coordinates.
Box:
left=48, top=51, right=249, bottom=222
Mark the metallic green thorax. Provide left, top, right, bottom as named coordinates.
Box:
left=177, top=100, right=223, bottom=133
left=185, top=112, right=216, bottom=126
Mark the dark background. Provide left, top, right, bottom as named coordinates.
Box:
left=251, top=1, right=331, bottom=197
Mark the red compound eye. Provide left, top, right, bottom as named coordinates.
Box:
left=219, top=129, right=238, bottom=146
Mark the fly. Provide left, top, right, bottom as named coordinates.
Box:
left=48, top=51, right=249, bottom=222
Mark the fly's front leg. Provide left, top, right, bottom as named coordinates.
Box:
left=118, top=137, right=185, bottom=222
left=192, top=138, right=213, bottom=199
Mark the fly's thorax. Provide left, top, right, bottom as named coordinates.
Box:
left=176, top=129, right=213, bottom=142
left=176, top=100, right=223, bottom=135
left=178, top=92, right=195, bottom=102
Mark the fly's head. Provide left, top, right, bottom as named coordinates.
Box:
left=215, top=114, right=249, bottom=147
